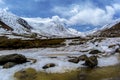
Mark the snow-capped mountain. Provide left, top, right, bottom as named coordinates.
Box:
left=23, top=17, right=84, bottom=38
left=0, top=10, right=32, bottom=34
left=0, top=10, right=119, bottom=39
left=0, top=10, right=82, bottom=39
left=91, top=19, right=120, bottom=37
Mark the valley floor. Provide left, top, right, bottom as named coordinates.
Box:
left=0, top=37, right=120, bottom=80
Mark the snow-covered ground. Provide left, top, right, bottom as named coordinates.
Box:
left=0, top=37, right=120, bottom=80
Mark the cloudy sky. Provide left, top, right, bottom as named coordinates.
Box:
left=0, top=0, right=120, bottom=31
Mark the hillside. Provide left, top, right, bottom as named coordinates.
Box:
left=92, top=20, right=120, bottom=37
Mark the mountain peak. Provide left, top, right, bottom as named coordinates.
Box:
left=0, top=10, right=31, bottom=34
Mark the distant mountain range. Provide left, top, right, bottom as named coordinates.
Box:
left=0, top=10, right=120, bottom=39
left=0, top=10, right=83, bottom=39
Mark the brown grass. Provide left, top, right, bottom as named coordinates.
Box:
left=14, top=68, right=80, bottom=80
left=0, top=36, right=65, bottom=49
left=14, top=64, right=120, bottom=80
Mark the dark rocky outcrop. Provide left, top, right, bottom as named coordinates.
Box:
left=17, top=18, right=32, bottom=30
left=42, top=63, right=56, bottom=69
left=0, top=20, right=13, bottom=31
left=0, top=54, right=27, bottom=65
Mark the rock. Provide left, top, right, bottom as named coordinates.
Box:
left=83, top=56, right=98, bottom=68
left=89, top=49, right=101, bottom=54
left=3, top=62, right=16, bottom=68
left=78, top=55, right=87, bottom=61
left=49, top=57, right=57, bottom=58
left=68, top=55, right=87, bottom=63
left=0, top=54, right=27, bottom=65
left=108, top=44, right=117, bottom=48
left=68, top=58, right=80, bottom=63
left=42, top=63, right=56, bottom=69
left=115, top=48, right=120, bottom=53
left=68, top=55, right=98, bottom=67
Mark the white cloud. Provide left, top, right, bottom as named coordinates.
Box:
left=68, top=5, right=114, bottom=26
left=2, top=7, right=9, bottom=11
left=24, top=15, right=67, bottom=26
left=53, top=5, right=84, bottom=17
left=53, top=3, right=120, bottom=26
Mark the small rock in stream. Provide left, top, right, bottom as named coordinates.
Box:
left=42, top=63, right=56, bottom=69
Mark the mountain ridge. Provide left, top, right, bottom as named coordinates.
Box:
left=92, top=19, right=120, bottom=37
left=0, top=10, right=120, bottom=39
left=0, top=10, right=83, bottom=39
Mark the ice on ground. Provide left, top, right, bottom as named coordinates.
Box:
left=0, top=48, right=119, bottom=80
left=98, top=54, right=119, bottom=66
left=0, top=37, right=120, bottom=80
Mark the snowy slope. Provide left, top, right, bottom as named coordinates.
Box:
left=0, top=10, right=31, bottom=34
left=90, top=19, right=120, bottom=37
left=24, top=17, right=84, bottom=38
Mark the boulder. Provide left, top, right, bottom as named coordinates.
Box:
left=0, top=54, right=27, bottom=65
left=68, top=55, right=87, bottom=63
left=115, top=48, right=120, bottom=53
left=68, top=55, right=98, bottom=68
left=78, top=55, right=87, bottom=61
left=3, top=62, right=17, bottom=68
left=42, top=63, right=56, bottom=69
left=83, top=56, right=98, bottom=68
left=89, top=49, right=101, bottom=54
